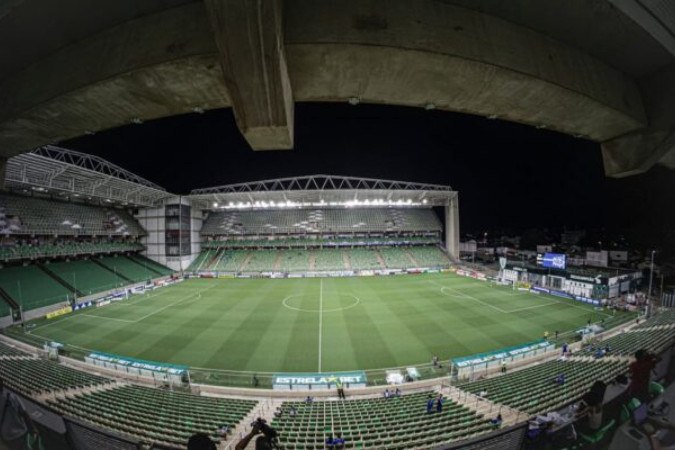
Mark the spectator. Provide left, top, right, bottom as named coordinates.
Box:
left=554, top=374, right=566, bottom=385
left=395, top=387, right=401, bottom=397
left=436, top=394, right=444, bottom=413
left=252, top=374, right=259, bottom=387
left=333, top=432, right=345, bottom=449
left=335, top=377, right=346, bottom=400
left=501, top=361, right=507, bottom=373
left=426, top=395, right=434, bottom=413
left=289, top=405, right=297, bottom=418
left=304, top=396, right=313, bottom=404
left=188, top=433, right=217, bottom=450
left=628, top=349, right=659, bottom=403
left=217, top=424, right=229, bottom=437
left=490, top=414, right=503, bottom=428
left=384, top=389, right=390, bottom=399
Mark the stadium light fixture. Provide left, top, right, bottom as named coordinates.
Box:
left=348, top=97, right=360, bottom=106
left=213, top=202, right=218, bottom=207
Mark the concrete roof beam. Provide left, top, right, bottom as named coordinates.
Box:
left=205, top=0, right=294, bottom=150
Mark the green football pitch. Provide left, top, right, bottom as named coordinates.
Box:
left=19, top=273, right=627, bottom=374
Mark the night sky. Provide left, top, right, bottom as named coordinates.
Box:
left=64, top=103, right=674, bottom=250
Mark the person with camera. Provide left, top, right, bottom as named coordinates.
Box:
left=235, top=418, right=280, bottom=450
left=629, top=349, right=660, bottom=403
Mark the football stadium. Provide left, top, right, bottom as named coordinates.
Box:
left=1, top=2, right=675, bottom=450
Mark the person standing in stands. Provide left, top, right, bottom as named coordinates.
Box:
left=629, top=349, right=659, bottom=403
left=335, top=377, right=346, bottom=399
left=426, top=394, right=434, bottom=413
left=436, top=394, right=444, bottom=413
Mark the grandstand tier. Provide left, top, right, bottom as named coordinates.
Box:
left=272, top=392, right=491, bottom=449
left=48, top=385, right=257, bottom=449
left=201, top=208, right=442, bottom=236
left=0, top=193, right=145, bottom=236
left=458, top=359, right=628, bottom=415
left=194, top=246, right=451, bottom=273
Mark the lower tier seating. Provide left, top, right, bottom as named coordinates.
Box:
left=272, top=391, right=491, bottom=450
left=0, top=264, right=72, bottom=313
left=0, top=358, right=112, bottom=395
left=49, top=385, right=258, bottom=449
left=458, top=359, right=628, bottom=415
left=0, top=340, right=29, bottom=357
left=579, top=328, right=675, bottom=357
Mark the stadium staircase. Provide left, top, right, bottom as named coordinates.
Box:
left=308, top=251, right=316, bottom=271
left=91, top=258, right=134, bottom=284
left=342, top=250, right=351, bottom=270
left=37, top=263, right=83, bottom=297
left=205, top=248, right=224, bottom=271
left=404, top=249, right=419, bottom=267
left=373, top=249, right=387, bottom=269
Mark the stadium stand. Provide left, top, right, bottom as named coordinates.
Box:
left=0, top=340, right=29, bottom=357
left=346, top=248, right=383, bottom=270
left=0, top=240, right=143, bottom=261
left=127, top=254, right=174, bottom=277
left=635, top=309, right=675, bottom=328
left=0, top=193, right=144, bottom=236
left=407, top=246, right=451, bottom=267
left=49, top=385, right=257, bottom=449
left=212, top=249, right=249, bottom=272
left=202, top=236, right=439, bottom=249
left=313, top=249, right=348, bottom=271
left=379, top=247, right=413, bottom=268
left=272, top=392, right=491, bottom=449
left=201, top=208, right=442, bottom=235
left=0, top=264, right=72, bottom=311
left=247, top=250, right=280, bottom=272
left=46, top=260, right=126, bottom=295
left=279, top=250, right=311, bottom=272
left=97, top=255, right=161, bottom=283
left=458, top=359, right=627, bottom=415
left=578, top=328, right=675, bottom=357
left=0, top=358, right=112, bottom=395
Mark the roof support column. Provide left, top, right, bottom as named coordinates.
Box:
left=205, top=0, right=294, bottom=150
left=445, top=196, right=459, bottom=261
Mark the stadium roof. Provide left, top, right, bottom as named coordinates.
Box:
left=5, top=146, right=171, bottom=207
left=189, top=175, right=457, bottom=210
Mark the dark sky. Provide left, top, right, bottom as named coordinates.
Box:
left=64, top=102, right=674, bottom=247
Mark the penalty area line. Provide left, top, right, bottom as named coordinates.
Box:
left=318, top=278, right=323, bottom=372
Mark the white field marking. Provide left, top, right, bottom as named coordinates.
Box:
left=282, top=293, right=360, bottom=313
left=431, top=280, right=613, bottom=317
left=33, top=284, right=219, bottom=332
left=133, top=284, right=218, bottom=323
left=79, top=313, right=135, bottom=323
left=318, top=278, right=323, bottom=372
left=430, top=280, right=505, bottom=313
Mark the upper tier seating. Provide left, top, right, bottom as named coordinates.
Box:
left=0, top=193, right=144, bottom=236
left=49, top=385, right=257, bottom=449
left=0, top=241, right=143, bottom=261
left=202, top=235, right=439, bottom=249
left=201, top=208, right=442, bottom=235
left=0, top=358, right=112, bottom=395
left=272, top=391, right=491, bottom=450
left=458, top=359, right=627, bottom=415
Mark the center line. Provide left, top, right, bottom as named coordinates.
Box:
left=318, top=278, right=323, bottom=372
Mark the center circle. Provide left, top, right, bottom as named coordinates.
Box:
left=282, top=293, right=361, bottom=313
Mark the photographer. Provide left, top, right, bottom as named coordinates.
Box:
left=235, top=418, right=280, bottom=450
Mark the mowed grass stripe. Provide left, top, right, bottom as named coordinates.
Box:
left=21, top=273, right=630, bottom=372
